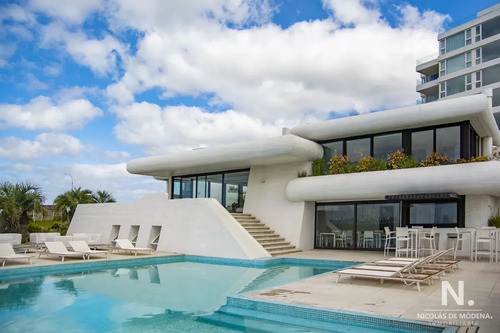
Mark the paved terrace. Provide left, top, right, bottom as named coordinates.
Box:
left=248, top=250, right=500, bottom=333
left=1, top=249, right=498, bottom=332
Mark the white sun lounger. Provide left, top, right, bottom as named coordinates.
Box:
left=69, top=240, right=108, bottom=259
left=0, top=243, right=32, bottom=267
left=114, top=239, right=153, bottom=256
left=335, top=258, right=441, bottom=292
left=41, top=241, right=87, bottom=262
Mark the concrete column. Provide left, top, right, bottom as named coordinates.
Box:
left=483, top=136, right=493, bottom=156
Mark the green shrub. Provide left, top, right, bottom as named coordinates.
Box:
left=470, top=155, right=489, bottom=162
left=387, top=149, right=418, bottom=169
left=297, top=170, right=308, bottom=177
left=419, top=152, right=451, bottom=167
left=355, top=156, right=387, bottom=172
left=488, top=213, right=500, bottom=228
left=312, top=158, right=325, bottom=176
left=328, top=155, right=352, bottom=174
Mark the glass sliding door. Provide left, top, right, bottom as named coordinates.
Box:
left=207, top=174, right=223, bottom=203
left=196, top=175, right=207, bottom=198
left=223, top=170, right=249, bottom=213
left=356, top=203, right=399, bottom=250
left=181, top=177, right=196, bottom=198
left=316, top=204, right=355, bottom=249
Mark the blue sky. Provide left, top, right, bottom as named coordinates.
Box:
left=0, top=0, right=498, bottom=203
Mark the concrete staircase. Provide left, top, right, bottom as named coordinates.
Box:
left=231, top=213, right=301, bottom=256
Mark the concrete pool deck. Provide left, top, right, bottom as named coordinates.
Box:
left=1, top=249, right=498, bottom=332
left=246, top=250, right=499, bottom=332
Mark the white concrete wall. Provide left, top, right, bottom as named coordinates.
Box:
left=465, top=195, right=497, bottom=228
left=244, top=162, right=315, bottom=250
left=286, top=161, right=500, bottom=202
left=68, top=194, right=270, bottom=259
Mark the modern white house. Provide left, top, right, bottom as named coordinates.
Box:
left=416, top=3, right=500, bottom=126
left=68, top=91, right=500, bottom=260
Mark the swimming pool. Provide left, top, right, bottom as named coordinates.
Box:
left=0, top=256, right=456, bottom=332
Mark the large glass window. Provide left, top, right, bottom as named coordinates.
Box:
left=322, top=141, right=343, bottom=164
left=357, top=203, right=399, bottom=250
left=409, top=202, right=458, bottom=226
left=445, top=32, right=465, bottom=53
left=482, top=39, right=500, bottom=63
left=206, top=174, right=223, bottom=202
left=436, top=126, right=460, bottom=161
left=446, top=75, right=466, bottom=96
left=373, top=133, right=402, bottom=160
left=482, top=63, right=500, bottom=86
left=482, top=16, right=500, bottom=40
left=172, top=170, right=249, bottom=212
left=346, top=138, right=370, bottom=162
left=316, top=204, right=355, bottom=249
left=181, top=177, right=196, bottom=199
left=224, top=171, right=249, bottom=212
left=411, top=130, right=433, bottom=161
left=493, top=87, right=500, bottom=108
left=446, top=53, right=465, bottom=74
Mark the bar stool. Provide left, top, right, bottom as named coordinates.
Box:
left=419, top=227, right=437, bottom=256
left=475, top=228, right=496, bottom=262
left=450, top=227, right=464, bottom=259
left=383, top=226, right=396, bottom=256
left=395, top=227, right=411, bottom=257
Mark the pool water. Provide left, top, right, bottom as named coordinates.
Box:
left=0, top=261, right=334, bottom=333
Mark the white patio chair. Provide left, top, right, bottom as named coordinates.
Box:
left=383, top=227, right=396, bottom=256
left=419, top=227, right=437, bottom=256
left=395, top=227, right=411, bottom=257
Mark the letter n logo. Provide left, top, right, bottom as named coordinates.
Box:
left=442, top=281, right=464, bottom=306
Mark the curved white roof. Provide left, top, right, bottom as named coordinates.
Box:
left=127, top=134, right=323, bottom=178
left=291, top=93, right=500, bottom=144
left=285, top=161, right=500, bottom=202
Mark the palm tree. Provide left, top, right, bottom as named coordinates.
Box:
left=92, top=190, right=116, bottom=203
left=0, top=181, right=45, bottom=241
left=54, top=187, right=94, bottom=222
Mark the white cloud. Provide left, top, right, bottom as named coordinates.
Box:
left=322, top=0, right=381, bottom=26
left=0, top=133, right=84, bottom=159
left=0, top=96, right=102, bottom=131
left=106, top=0, right=275, bottom=32
left=12, top=163, right=34, bottom=172
left=18, top=73, right=50, bottom=90
left=107, top=4, right=446, bottom=124
left=112, top=103, right=281, bottom=154
left=104, top=150, right=131, bottom=162
left=41, top=22, right=125, bottom=76
left=28, top=0, right=103, bottom=24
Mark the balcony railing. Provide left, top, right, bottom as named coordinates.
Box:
left=416, top=53, right=438, bottom=66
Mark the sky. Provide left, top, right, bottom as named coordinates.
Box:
left=0, top=0, right=499, bottom=204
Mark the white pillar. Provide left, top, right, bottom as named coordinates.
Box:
left=483, top=136, right=493, bottom=156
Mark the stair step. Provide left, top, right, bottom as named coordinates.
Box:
left=264, top=245, right=297, bottom=251
left=270, top=249, right=302, bottom=256
left=243, top=226, right=270, bottom=230
left=240, top=222, right=264, bottom=226
left=260, top=241, right=291, bottom=248
left=248, top=230, right=275, bottom=235
left=236, top=218, right=260, bottom=223
left=256, top=237, right=285, bottom=242
left=252, top=234, right=281, bottom=239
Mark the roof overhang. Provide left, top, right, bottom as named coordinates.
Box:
left=290, top=93, right=500, bottom=145
left=127, top=134, right=323, bottom=178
